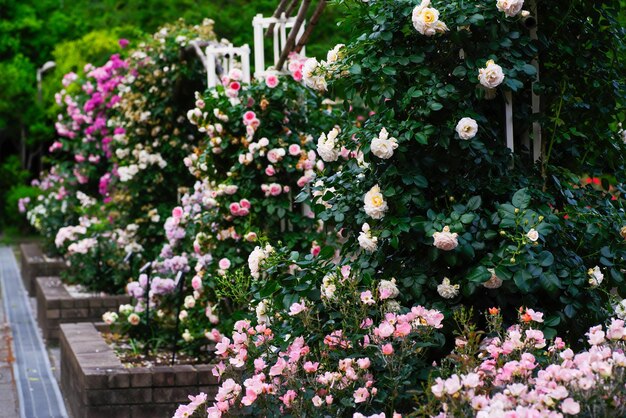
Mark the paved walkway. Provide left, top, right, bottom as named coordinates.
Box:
left=0, top=255, right=19, bottom=418
left=0, top=247, right=68, bottom=418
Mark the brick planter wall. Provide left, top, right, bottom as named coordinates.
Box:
left=60, top=323, right=218, bottom=418
left=36, top=277, right=131, bottom=343
left=20, top=242, right=66, bottom=296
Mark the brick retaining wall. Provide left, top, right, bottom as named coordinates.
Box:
left=60, top=322, right=218, bottom=418
left=36, top=277, right=131, bottom=343
left=20, top=242, right=66, bottom=296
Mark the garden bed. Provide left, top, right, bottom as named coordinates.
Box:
left=36, top=276, right=131, bottom=343
left=20, top=242, right=66, bottom=296
left=60, top=322, right=218, bottom=418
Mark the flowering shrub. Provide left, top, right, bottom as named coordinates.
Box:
left=106, top=64, right=342, bottom=353
left=173, top=250, right=445, bottom=417
left=421, top=309, right=626, bottom=417
left=295, top=0, right=626, bottom=340
left=107, top=19, right=220, bottom=258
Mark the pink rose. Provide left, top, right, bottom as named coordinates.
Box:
left=229, top=202, right=241, bottom=215
left=265, top=165, right=276, bottom=176
left=432, top=226, right=459, bottom=251
left=240, top=199, right=251, bottom=209
left=265, top=73, right=279, bottom=88
left=191, top=276, right=203, bottom=290
left=311, top=244, right=321, bottom=257
left=172, top=206, right=183, bottom=219
left=229, top=81, right=241, bottom=91
left=303, top=361, right=319, bottom=373
left=75, top=154, right=85, bottom=163
left=381, top=343, right=394, bottom=355
left=269, top=183, right=282, bottom=196
left=243, top=111, right=256, bottom=125
left=288, top=144, right=301, bottom=155
left=218, top=258, right=231, bottom=270
left=297, top=176, right=310, bottom=188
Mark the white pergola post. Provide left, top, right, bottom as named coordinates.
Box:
left=530, top=1, right=542, bottom=162
left=505, top=91, right=515, bottom=154
left=252, top=13, right=306, bottom=78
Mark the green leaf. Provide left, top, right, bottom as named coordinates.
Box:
left=452, top=66, right=467, bottom=77
left=522, top=64, right=537, bottom=76
left=349, top=64, right=362, bottom=75
left=429, top=102, right=443, bottom=111
left=460, top=213, right=475, bottom=224
left=537, top=251, right=554, bottom=267
left=466, top=196, right=482, bottom=211
left=512, top=188, right=531, bottom=209
left=467, top=266, right=491, bottom=284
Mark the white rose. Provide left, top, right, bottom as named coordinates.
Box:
left=317, top=129, right=340, bottom=162
left=615, top=299, right=626, bottom=320
left=455, top=117, right=478, bottom=140
left=496, top=0, right=525, bottom=17
left=588, top=266, right=604, bottom=287
left=358, top=223, right=378, bottom=253
left=326, top=44, right=345, bottom=64
left=363, top=184, right=388, bottom=219
left=371, top=127, right=399, bottom=159
left=526, top=228, right=539, bottom=242
left=479, top=60, right=505, bottom=89
left=412, top=0, right=448, bottom=36
left=433, top=226, right=459, bottom=251
left=437, top=277, right=460, bottom=299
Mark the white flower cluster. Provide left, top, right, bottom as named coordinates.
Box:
left=358, top=223, right=378, bottom=253
left=363, top=185, right=388, bottom=220
left=496, top=0, right=525, bottom=17
left=412, top=0, right=448, bottom=36
left=67, top=237, right=98, bottom=255
left=55, top=225, right=87, bottom=248
left=588, top=266, right=604, bottom=287
left=321, top=272, right=338, bottom=301
left=371, top=127, right=398, bottom=159
left=248, top=245, right=274, bottom=279
left=437, top=277, right=460, bottom=299
left=302, top=58, right=328, bottom=92
left=317, top=127, right=341, bottom=162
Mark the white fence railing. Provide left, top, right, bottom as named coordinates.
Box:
left=252, top=13, right=306, bottom=78
left=190, top=41, right=251, bottom=88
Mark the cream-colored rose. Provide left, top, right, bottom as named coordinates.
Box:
left=326, top=44, right=345, bottom=64
left=128, top=313, right=140, bottom=326
left=588, top=266, right=604, bottom=287
left=526, top=228, right=539, bottom=242
left=437, top=277, right=460, bottom=299
left=496, top=0, right=525, bottom=17
left=433, top=226, right=459, bottom=251
left=478, top=60, right=505, bottom=89
left=371, top=127, right=399, bottom=159
left=483, top=268, right=503, bottom=289
left=358, top=223, right=378, bottom=252
left=317, top=128, right=340, bottom=162
left=412, top=0, right=449, bottom=36
left=102, top=311, right=118, bottom=325
left=455, top=117, right=479, bottom=140
left=363, top=185, right=388, bottom=219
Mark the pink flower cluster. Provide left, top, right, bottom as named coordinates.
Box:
left=287, top=52, right=308, bottom=82
left=431, top=315, right=626, bottom=417
left=229, top=199, right=251, bottom=216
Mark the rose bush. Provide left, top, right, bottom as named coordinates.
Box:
left=106, top=61, right=344, bottom=354
left=295, top=0, right=626, bottom=341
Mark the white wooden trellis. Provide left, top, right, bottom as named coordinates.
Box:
left=190, top=41, right=251, bottom=88
left=252, top=13, right=306, bottom=78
